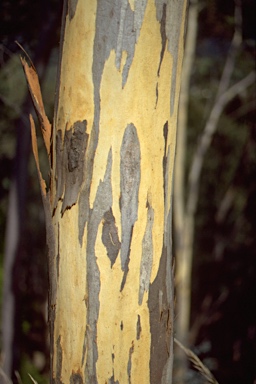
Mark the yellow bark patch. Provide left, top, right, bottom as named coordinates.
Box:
left=55, top=0, right=96, bottom=134
left=53, top=204, right=87, bottom=382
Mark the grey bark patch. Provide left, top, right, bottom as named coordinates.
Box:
left=136, top=315, right=141, bottom=340
left=85, top=149, right=113, bottom=382
left=93, top=1, right=120, bottom=97
left=78, top=184, right=90, bottom=244
left=67, top=121, right=86, bottom=171
left=155, top=0, right=186, bottom=114
left=69, top=372, right=83, bottom=384
left=108, top=375, right=119, bottom=384
left=115, top=0, right=129, bottom=69
left=61, top=120, right=88, bottom=215
left=115, top=1, right=137, bottom=87
left=138, top=199, right=154, bottom=305
left=166, top=0, right=185, bottom=115
left=81, top=330, right=86, bottom=366
left=148, top=241, right=173, bottom=384
left=55, top=336, right=64, bottom=384
left=120, top=124, right=140, bottom=290
left=148, top=124, right=173, bottom=383
left=93, top=0, right=144, bottom=89
left=68, top=0, right=78, bottom=20
left=102, top=209, right=121, bottom=267
left=134, top=0, right=148, bottom=43
left=139, top=202, right=154, bottom=305
left=116, top=3, right=136, bottom=87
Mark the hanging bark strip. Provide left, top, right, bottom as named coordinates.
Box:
left=23, top=0, right=188, bottom=382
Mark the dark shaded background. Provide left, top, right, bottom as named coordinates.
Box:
left=0, top=0, right=255, bottom=383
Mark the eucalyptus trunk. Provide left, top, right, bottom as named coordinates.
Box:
left=23, top=0, right=187, bottom=382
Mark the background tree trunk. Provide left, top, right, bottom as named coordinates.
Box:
left=173, top=1, right=198, bottom=382
left=27, top=0, right=187, bottom=382
left=173, top=0, right=255, bottom=381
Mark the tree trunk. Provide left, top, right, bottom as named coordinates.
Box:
left=25, top=0, right=187, bottom=382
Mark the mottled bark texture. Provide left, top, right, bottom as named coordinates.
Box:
left=27, top=0, right=187, bottom=382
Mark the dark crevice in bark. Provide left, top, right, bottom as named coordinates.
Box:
left=108, top=375, right=119, bottom=384
left=127, top=341, right=134, bottom=384
left=69, top=372, right=83, bottom=384
left=157, top=3, right=167, bottom=77
left=136, top=315, right=142, bottom=340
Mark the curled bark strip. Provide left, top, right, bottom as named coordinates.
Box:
left=21, top=57, right=52, bottom=159
left=30, top=114, right=47, bottom=198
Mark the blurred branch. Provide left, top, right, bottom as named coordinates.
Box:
left=0, top=366, right=12, bottom=384
left=216, top=0, right=242, bottom=98
left=174, top=338, right=220, bottom=384
left=28, top=373, right=38, bottom=384
left=187, top=70, right=255, bottom=215
left=215, top=186, right=235, bottom=223
left=189, top=290, right=229, bottom=345
left=186, top=0, right=251, bottom=217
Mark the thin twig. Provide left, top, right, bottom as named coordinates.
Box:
left=28, top=373, right=39, bottom=384
left=216, top=0, right=242, bottom=98
left=0, top=366, right=13, bottom=384
left=15, top=371, right=23, bottom=384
